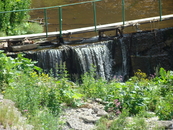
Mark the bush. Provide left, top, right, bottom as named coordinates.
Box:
left=0, top=0, right=31, bottom=35
left=96, top=110, right=148, bottom=130
left=0, top=32, right=6, bottom=37
left=26, top=23, right=44, bottom=34
left=0, top=52, right=83, bottom=129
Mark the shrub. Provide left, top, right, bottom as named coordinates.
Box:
left=0, top=32, right=6, bottom=37
left=0, top=0, right=31, bottom=35
left=0, top=99, right=32, bottom=130
left=26, top=23, right=44, bottom=34
left=96, top=110, right=148, bottom=130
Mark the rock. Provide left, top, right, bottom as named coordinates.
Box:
left=92, top=107, right=99, bottom=114
left=0, top=96, right=34, bottom=130
left=146, top=116, right=159, bottom=122
left=159, top=121, right=173, bottom=129
left=59, top=100, right=107, bottom=130
left=0, top=94, right=3, bottom=103
left=67, top=116, right=86, bottom=130
left=95, top=98, right=103, bottom=103
left=79, top=103, right=93, bottom=109
left=146, top=117, right=173, bottom=130
left=95, top=98, right=108, bottom=105
left=0, top=94, right=3, bottom=100
left=97, top=109, right=108, bottom=116
left=167, top=123, right=173, bottom=129
left=80, top=116, right=99, bottom=123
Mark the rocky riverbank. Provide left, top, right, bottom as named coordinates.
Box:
left=59, top=98, right=173, bottom=130
left=1, top=94, right=173, bottom=130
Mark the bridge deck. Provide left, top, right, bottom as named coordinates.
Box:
left=0, top=14, right=173, bottom=41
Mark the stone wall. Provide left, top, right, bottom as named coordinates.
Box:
left=119, top=27, right=173, bottom=75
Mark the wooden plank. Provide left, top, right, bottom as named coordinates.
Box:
left=0, top=14, right=173, bottom=41
left=10, top=44, right=38, bottom=52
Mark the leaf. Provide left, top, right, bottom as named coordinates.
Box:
left=159, top=67, right=167, bottom=80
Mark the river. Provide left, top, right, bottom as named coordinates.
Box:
left=30, top=0, right=173, bottom=36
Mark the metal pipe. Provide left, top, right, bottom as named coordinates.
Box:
left=122, top=0, right=125, bottom=25
left=93, top=2, right=97, bottom=32
left=59, top=7, right=62, bottom=38
left=44, top=9, right=48, bottom=37
left=159, top=0, right=162, bottom=21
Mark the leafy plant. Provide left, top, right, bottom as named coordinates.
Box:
left=155, top=92, right=173, bottom=120
left=0, top=0, right=31, bottom=35
left=0, top=31, right=6, bottom=37
left=96, top=110, right=149, bottom=130
left=26, top=23, right=44, bottom=34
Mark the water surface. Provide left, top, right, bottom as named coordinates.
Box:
left=30, top=0, right=173, bottom=37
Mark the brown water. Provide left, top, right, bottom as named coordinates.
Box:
left=30, top=0, right=173, bottom=37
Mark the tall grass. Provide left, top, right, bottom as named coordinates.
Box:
left=0, top=99, right=33, bottom=130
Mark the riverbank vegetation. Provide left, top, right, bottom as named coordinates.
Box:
left=0, top=51, right=173, bottom=129
left=0, top=0, right=43, bottom=36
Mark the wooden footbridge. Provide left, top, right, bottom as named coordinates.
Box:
left=0, top=0, right=173, bottom=51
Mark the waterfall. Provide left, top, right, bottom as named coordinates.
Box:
left=21, top=27, right=173, bottom=80
left=119, top=38, right=129, bottom=81
left=23, top=39, right=130, bottom=81
left=112, top=37, right=130, bottom=81
left=36, top=49, right=64, bottom=75
left=72, top=42, right=113, bottom=80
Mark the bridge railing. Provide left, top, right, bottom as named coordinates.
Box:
left=121, top=0, right=162, bottom=25
left=0, top=0, right=163, bottom=39
left=0, top=0, right=101, bottom=39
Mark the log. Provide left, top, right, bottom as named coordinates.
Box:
left=10, top=44, right=38, bottom=52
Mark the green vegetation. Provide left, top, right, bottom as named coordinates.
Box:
left=0, top=51, right=173, bottom=129
left=0, top=99, right=31, bottom=129
left=0, top=0, right=43, bottom=35
left=96, top=110, right=164, bottom=130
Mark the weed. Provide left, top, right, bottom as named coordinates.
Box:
left=0, top=99, right=32, bottom=130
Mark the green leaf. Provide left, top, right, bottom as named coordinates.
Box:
left=159, top=67, right=167, bottom=80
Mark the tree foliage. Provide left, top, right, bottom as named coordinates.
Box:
left=0, top=0, right=31, bottom=35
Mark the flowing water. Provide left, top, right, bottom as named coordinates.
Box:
left=25, top=41, right=116, bottom=80
left=23, top=27, right=173, bottom=80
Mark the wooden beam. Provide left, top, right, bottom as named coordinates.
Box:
left=0, top=14, right=173, bottom=41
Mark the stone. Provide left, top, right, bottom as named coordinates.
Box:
left=97, top=109, right=108, bottom=116
left=146, top=117, right=173, bottom=130
left=60, top=100, right=173, bottom=130
left=0, top=94, right=3, bottom=100
left=95, top=98, right=108, bottom=105
left=95, top=98, right=103, bottom=103
left=159, top=121, right=173, bottom=129
left=67, top=117, right=85, bottom=129
left=92, top=107, right=99, bottom=114
left=80, top=116, right=99, bottom=123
